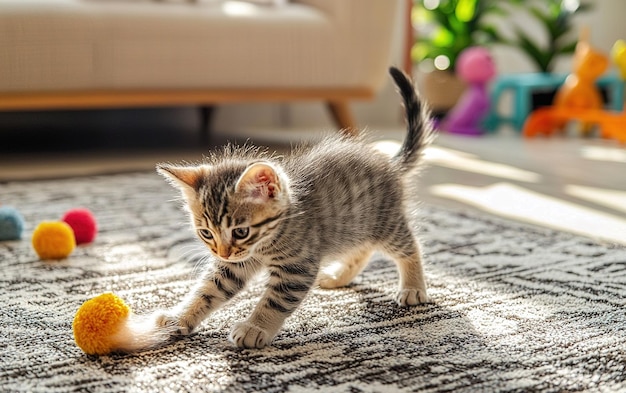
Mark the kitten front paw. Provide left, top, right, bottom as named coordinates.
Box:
left=154, top=311, right=193, bottom=336
left=396, top=289, right=432, bottom=307
left=318, top=273, right=345, bottom=289
left=318, top=264, right=350, bottom=289
left=229, top=321, right=272, bottom=349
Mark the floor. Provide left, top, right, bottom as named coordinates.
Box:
left=417, top=131, right=626, bottom=245
left=1, top=112, right=625, bottom=245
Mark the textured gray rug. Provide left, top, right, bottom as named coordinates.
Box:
left=1, top=172, right=625, bottom=392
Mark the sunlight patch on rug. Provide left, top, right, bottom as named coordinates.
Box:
left=430, top=182, right=626, bottom=245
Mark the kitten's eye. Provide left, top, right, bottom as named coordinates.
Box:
left=198, top=229, right=213, bottom=240
left=232, top=227, right=250, bottom=240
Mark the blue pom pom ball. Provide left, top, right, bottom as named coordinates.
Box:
left=0, top=206, right=25, bottom=241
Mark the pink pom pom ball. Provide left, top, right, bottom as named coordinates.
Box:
left=62, top=208, right=98, bottom=245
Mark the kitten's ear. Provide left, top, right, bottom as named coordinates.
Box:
left=235, top=162, right=284, bottom=202
left=157, top=164, right=207, bottom=191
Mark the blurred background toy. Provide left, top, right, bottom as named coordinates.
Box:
left=524, top=29, right=626, bottom=143
left=62, top=208, right=98, bottom=245
left=553, top=28, right=608, bottom=113
left=611, top=39, right=626, bottom=79
left=32, top=221, right=76, bottom=260
left=439, top=47, right=496, bottom=135
left=0, top=206, right=25, bottom=241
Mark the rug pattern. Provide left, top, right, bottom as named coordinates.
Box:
left=1, top=172, right=625, bottom=392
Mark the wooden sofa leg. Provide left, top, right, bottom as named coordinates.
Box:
left=200, top=105, right=216, bottom=135
left=327, top=101, right=358, bottom=136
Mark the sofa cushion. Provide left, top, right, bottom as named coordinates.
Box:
left=0, top=0, right=398, bottom=93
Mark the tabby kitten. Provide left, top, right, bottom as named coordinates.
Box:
left=120, top=67, right=434, bottom=351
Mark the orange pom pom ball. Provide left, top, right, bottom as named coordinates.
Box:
left=72, top=293, right=131, bottom=355
left=31, top=221, right=76, bottom=260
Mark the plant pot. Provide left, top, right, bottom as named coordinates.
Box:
left=417, top=69, right=467, bottom=119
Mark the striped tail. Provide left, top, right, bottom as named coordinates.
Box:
left=388, top=67, right=434, bottom=171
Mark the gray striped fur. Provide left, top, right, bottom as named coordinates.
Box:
left=155, top=67, right=434, bottom=349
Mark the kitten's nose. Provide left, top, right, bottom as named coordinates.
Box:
left=217, top=244, right=231, bottom=259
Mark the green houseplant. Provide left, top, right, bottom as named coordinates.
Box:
left=498, top=0, right=592, bottom=73
left=411, top=0, right=507, bottom=115
left=411, top=0, right=506, bottom=72
left=411, top=0, right=593, bottom=116
left=498, top=0, right=594, bottom=110
left=412, top=0, right=592, bottom=74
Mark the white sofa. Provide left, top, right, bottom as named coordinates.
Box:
left=0, top=0, right=400, bottom=132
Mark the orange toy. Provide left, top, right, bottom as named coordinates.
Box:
left=553, top=28, right=608, bottom=111
left=523, top=29, right=626, bottom=143
left=524, top=107, right=626, bottom=143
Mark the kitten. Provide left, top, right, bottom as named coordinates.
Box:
left=117, top=67, right=434, bottom=351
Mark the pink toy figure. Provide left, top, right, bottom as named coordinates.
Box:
left=440, top=47, right=496, bottom=135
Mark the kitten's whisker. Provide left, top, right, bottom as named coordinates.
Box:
left=173, top=242, right=214, bottom=277
left=177, top=244, right=205, bottom=262
left=194, top=255, right=214, bottom=277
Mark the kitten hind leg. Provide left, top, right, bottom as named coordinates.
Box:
left=318, top=247, right=373, bottom=289
left=393, top=251, right=431, bottom=306
left=383, top=225, right=431, bottom=306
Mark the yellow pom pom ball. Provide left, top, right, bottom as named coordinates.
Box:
left=31, top=221, right=76, bottom=260
left=72, top=293, right=131, bottom=355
